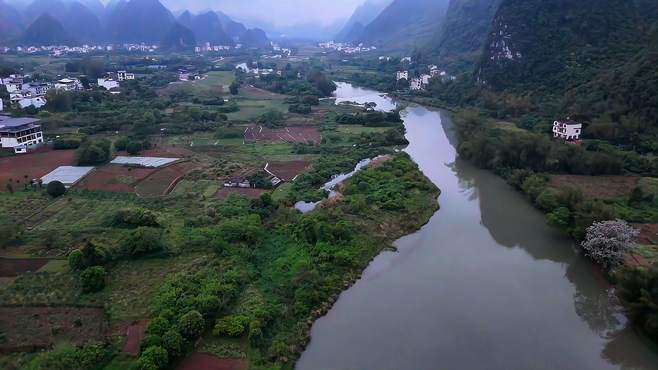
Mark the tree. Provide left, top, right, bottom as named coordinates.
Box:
left=137, top=346, right=168, bottom=370
left=581, top=219, right=639, bottom=269
left=229, top=82, right=239, bottom=95
left=122, top=227, right=164, bottom=256
left=68, top=250, right=85, bottom=271
left=161, top=330, right=184, bottom=358
left=178, top=310, right=204, bottom=339
left=46, top=181, right=66, bottom=198
left=80, top=266, right=106, bottom=293
left=126, top=141, right=143, bottom=155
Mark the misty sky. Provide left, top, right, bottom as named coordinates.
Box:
left=159, top=0, right=385, bottom=26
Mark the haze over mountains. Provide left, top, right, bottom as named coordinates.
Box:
left=0, top=0, right=270, bottom=48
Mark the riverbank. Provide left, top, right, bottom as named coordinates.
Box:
left=297, top=84, right=658, bottom=370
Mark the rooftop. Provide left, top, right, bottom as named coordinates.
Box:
left=0, top=116, right=40, bottom=130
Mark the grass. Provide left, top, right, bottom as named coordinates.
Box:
left=172, top=180, right=220, bottom=197
left=336, top=125, right=390, bottom=134
left=636, top=244, right=658, bottom=265
left=226, top=99, right=289, bottom=121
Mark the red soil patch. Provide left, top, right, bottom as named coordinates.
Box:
left=547, top=175, right=639, bottom=199
left=244, top=125, right=321, bottom=144
left=135, top=162, right=198, bottom=197
left=75, top=165, right=157, bottom=193
left=121, top=320, right=148, bottom=356
left=265, top=160, right=311, bottom=181
left=177, top=353, right=248, bottom=370
left=634, top=223, right=658, bottom=245
left=217, top=187, right=267, bottom=200
left=0, top=305, right=107, bottom=353
left=0, top=149, right=76, bottom=191
left=0, top=258, right=51, bottom=277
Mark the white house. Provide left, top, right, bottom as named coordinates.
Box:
left=410, top=78, right=423, bottom=91
left=396, top=71, right=409, bottom=81
left=421, top=74, right=432, bottom=85
left=97, top=78, right=120, bottom=90
left=553, top=119, right=583, bottom=141
left=0, top=116, right=44, bottom=152
left=27, top=82, right=51, bottom=96
left=236, top=63, right=250, bottom=73
left=401, top=57, right=412, bottom=63
left=55, top=78, right=82, bottom=92
left=18, top=97, right=47, bottom=109
left=0, top=99, right=3, bottom=112
left=117, top=71, right=135, bottom=81
left=1, top=77, right=23, bottom=93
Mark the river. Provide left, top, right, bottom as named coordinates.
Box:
left=296, top=82, right=658, bottom=370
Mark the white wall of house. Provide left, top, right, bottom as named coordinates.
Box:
left=396, top=71, right=409, bottom=81
left=18, top=97, right=47, bottom=109
left=0, top=129, right=43, bottom=148
left=410, top=78, right=423, bottom=91
left=0, top=99, right=3, bottom=112
left=98, top=78, right=120, bottom=90
left=553, top=120, right=582, bottom=140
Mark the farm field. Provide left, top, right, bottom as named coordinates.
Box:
left=134, top=161, right=198, bottom=197
left=244, top=125, right=321, bottom=144
left=75, top=165, right=157, bottom=193
left=547, top=175, right=640, bottom=199
left=0, top=149, right=76, bottom=191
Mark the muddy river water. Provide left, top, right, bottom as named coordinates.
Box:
left=296, top=83, right=658, bottom=370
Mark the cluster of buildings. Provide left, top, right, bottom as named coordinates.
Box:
left=271, top=44, right=292, bottom=56
left=235, top=63, right=282, bottom=78
left=0, top=115, right=44, bottom=154
left=0, top=44, right=159, bottom=56
left=97, top=70, right=136, bottom=93
left=318, top=41, right=377, bottom=54
left=396, top=65, right=454, bottom=91
left=194, top=43, right=238, bottom=54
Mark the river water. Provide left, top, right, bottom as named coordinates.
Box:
left=296, top=83, right=658, bottom=370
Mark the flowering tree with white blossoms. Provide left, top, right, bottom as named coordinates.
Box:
left=581, top=219, right=639, bottom=269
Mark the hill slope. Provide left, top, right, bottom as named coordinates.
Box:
left=335, top=0, right=389, bottom=41
left=357, top=0, right=450, bottom=52
left=21, top=14, right=75, bottom=45
left=105, top=0, right=173, bottom=43
left=0, top=0, right=24, bottom=41
left=428, top=0, right=502, bottom=73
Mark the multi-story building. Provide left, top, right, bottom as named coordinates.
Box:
left=553, top=119, right=583, bottom=141
left=0, top=116, right=44, bottom=153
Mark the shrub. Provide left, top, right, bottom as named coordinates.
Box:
left=53, top=137, right=82, bottom=150
left=80, top=266, right=106, bottom=293
left=122, top=227, right=165, bottom=256
left=213, top=315, right=249, bottom=337
left=112, top=208, right=159, bottom=228
left=536, top=189, right=560, bottom=212
left=25, top=343, right=112, bottom=370
left=581, top=219, right=639, bottom=269
left=68, top=250, right=85, bottom=271
left=178, top=310, right=205, bottom=339
left=547, top=207, right=571, bottom=230
left=161, top=330, right=184, bottom=359
left=114, top=137, right=129, bottom=151
left=616, top=265, right=658, bottom=340
left=47, top=181, right=66, bottom=198
left=77, top=139, right=111, bottom=166
left=147, top=317, right=171, bottom=337
left=521, top=174, right=547, bottom=202
left=137, top=346, right=168, bottom=370
left=127, top=141, right=143, bottom=155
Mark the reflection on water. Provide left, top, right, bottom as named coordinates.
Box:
left=296, top=86, right=658, bottom=370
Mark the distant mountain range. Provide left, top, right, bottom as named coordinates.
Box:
left=335, top=0, right=390, bottom=42
left=0, top=0, right=270, bottom=49
left=339, top=0, right=450, bottom=52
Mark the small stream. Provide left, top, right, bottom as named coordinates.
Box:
left=295, top=82, right=658, bottom=370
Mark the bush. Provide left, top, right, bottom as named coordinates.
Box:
left=161, top=330, right=184, bottom=358
left=289, top=104, right=312, bottom=114
left=53, top=137, right=82, bottom=150
left=114, top=137, right=129, bottom=151
left=112, top=208, right=159, bottom=228
left=581, top=219, right=639, bottom=269
left=213, top=315, right=249, bottom=337
left=137, top=346, right=168, bottom=370
left=122, top=227, right=165, bottom=256
left=80, top=266, right=106, bottom=293
left=77, top=139, right=111, bottom=166
left=68, top=250, right=85, bottom=271
left=547, top=207, right=571, bottom=230
left=178, top=310, right=205, bottom=339
left=47, top=181, right=66, bottom=198
left=536, top=189, right=560, bottom=212
left=147, top=316, right=171, bottom=337
left=25, top=343, right=112, bottom=370
left=127, top=141, right=143, bottom=155
left=616, top=265, right=658, bottom=340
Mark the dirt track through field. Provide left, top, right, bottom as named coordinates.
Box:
left=244, top=125, right=321, bottom=144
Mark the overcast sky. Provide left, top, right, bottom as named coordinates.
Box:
left=160, top=0, right=384, bottom=26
